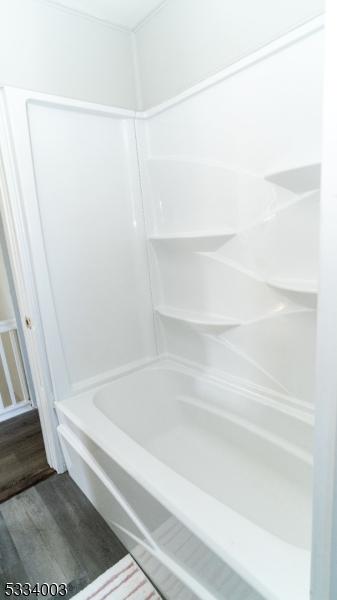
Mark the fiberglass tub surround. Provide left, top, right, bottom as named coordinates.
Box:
left=127, top=41, right=320, bottom=594
left=146, top=159, right=319, bottom=405
left=57, top=157, right=319, bottom=600
left=6, top=22, right=322, bottom=600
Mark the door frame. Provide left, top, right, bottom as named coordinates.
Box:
left=0, top=87, right=65, bottom=472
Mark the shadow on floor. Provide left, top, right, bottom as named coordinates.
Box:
left=0, top=409, right=54, bottom=502
left=0, top=473, right=128, bottom=597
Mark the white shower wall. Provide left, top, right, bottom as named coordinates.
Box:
left=3, top=90, right=156, bottom=401
left=137, top=25, right=323, bottom=407
left=1, top=20, right=323, bottom=416
left=141, top=30, right=323, bottom=172
left=0, top=18, right=325, bottom=600
left=28, top=104, right=157, bottom=388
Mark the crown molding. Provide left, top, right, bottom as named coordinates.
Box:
left=33, top=0, right=131, bottom=33
left=34, top=0, right=169, bottom=33
left=132, top=0, right=169, bottom=33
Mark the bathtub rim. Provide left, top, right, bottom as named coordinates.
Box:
left=55, top=356, right=311, bottom=600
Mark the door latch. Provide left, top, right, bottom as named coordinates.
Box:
left=24, top=316, right=32, bottom=330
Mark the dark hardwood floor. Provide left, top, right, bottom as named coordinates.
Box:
left=0, top=409, right=54, bottom=502
left=0, top=473, right=128, bottom=598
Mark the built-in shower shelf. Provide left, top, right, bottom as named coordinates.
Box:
left=267, top=278, right=318, bottom=294
left=155, top=306, right=241, bottom=330
left=149, top=230, right=236, bottom=250
left=265, top=163, right=321, bottom=193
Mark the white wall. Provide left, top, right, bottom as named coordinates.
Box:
left=0, top=0, right=136, bottom=109
left=135, top=0, right=324, bottom=109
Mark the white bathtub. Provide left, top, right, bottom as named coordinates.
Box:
left=56, top=359, right=312, bottom=600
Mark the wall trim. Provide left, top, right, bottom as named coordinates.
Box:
left=27, top=92, right=137, bottom=119
left=34, top=0, right=170, bottom=34
left=0, top=85, right=138, bottom=117
left=0, top=16, right=324, bottom=119
left=137, top=15, right=324, bottom=118
left=71, top=356, right=160, bottom=395
left=132, top=0, right=169, bottom=33
left=34, top=0, right=130, bottom=33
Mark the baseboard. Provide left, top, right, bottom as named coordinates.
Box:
left=0, top=401, right=33, bottom=423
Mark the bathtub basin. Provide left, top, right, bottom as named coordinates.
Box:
left=56, top=359, right=312, bottom=600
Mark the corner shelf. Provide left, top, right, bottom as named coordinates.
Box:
left=155, top=306, right=241, bottom=331
left=265, top=163, right=321, bottom=193
left=267, top=278, right=318, bottom=295
left=149, top=230, right=236, bottom=251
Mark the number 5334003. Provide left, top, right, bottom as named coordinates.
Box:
left=4, top=583, right=67, bottom=596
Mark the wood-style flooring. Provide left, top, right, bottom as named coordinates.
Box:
left=0, top=473, right=128, bottom=598
left=0, top=409, right=54, bottom=502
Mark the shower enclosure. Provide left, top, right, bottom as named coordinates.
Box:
left=0, top=9, right=336, bottom=600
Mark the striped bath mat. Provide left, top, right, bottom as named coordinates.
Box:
left=73, top=555, right=162, bottom=600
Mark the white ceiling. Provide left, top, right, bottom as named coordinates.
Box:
left=48, top=0, right=167, bottom=30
